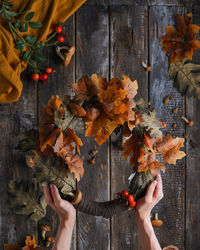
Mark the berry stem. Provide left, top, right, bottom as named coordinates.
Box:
left=44, top=41, right=59, bottom=47
left=45, top=31, right=57, bottom=42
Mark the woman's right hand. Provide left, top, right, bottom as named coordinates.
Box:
left=135, top=174, right=164, bottom=221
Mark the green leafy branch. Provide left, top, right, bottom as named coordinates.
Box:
left=0, top=0, right=60, bottom=75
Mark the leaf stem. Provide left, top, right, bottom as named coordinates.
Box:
left=8, top=21, right=16, bottom=41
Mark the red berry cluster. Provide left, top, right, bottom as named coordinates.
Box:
left=31, top=67, right=53, bottom=82
left=121, top=190, right=136, bottom=208
left=55, top=25, right=65, bottom=42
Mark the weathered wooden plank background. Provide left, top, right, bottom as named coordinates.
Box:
left=0, top=0, right=200, bottom=249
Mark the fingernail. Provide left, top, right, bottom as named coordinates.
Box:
left=50, top=184, right=55, bottom=189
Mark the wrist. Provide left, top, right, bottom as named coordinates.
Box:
left=135, top=211, right=151, bottom=224
left=59, top=216, right=76, bottom=229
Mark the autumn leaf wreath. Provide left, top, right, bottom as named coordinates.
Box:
left=8, top=74, right=186, bottom=221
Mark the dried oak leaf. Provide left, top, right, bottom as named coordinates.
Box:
left=161, top=13, right=200, bottom=63
left=34, top=155, right=76, bottom=194
left=136, top=105, right=166, bottom=138
left=16, top=129, right=39, bottom=152
left=8, top=180, right=47, bottom=222
left=155, top=134, right=186, bottom=164
left=169, top=60, right=200, bottom=99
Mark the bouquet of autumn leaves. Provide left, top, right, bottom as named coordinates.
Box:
left=10, top=74, right=186, bottom=220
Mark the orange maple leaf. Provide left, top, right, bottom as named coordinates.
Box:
left=155, top=134, right=186, bottom=164
left=161, top=13, right=200, bottom=63
left=85, top=112, right=119, bottom=145
left=84, top=75, right=138, bottom=145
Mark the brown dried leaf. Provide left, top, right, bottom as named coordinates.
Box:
left=161, top=13, right=200, bottom=63
left=155, top=134, right=186, bottom=164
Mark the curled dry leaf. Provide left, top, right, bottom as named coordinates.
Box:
left=161, top=12, right=200, bottom=64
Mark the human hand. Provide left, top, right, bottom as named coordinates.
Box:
left=135, top=174, right=163, bottom=222
left=43, top=184, right=76, bottom=227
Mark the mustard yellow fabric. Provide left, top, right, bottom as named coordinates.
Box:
left=0, top=0, right=86, bottom=103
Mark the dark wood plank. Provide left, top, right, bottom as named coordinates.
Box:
left=87, top=0, right=183, bottom=6
left=75, top=4, right=110, bottom=250
left=37, top=14, right=76, bottom=249
left=0, top=67, right=38, bottom=245
left=149, top=6, right=185, bottom=249
left=110, top=5, right=148, bottom=250
left=186, top=5, right=200, bottom=250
